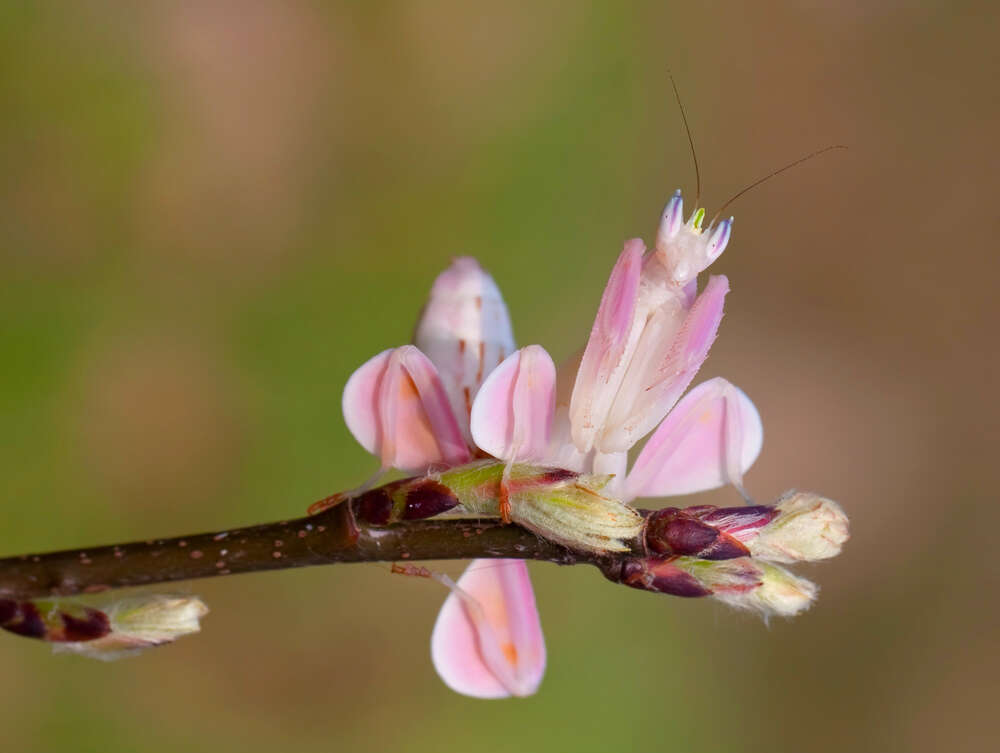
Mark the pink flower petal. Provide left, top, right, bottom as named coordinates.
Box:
left=431, top=559, right=546, bottom=699
left=470, top=346, right=556, bottom=462
left=413, top=257, right=516, bottom=442
left=624, top=377, right=763, bottom=500
left=342, top=346, right=471, bottom=472
left=569, top=240, right=644, bottom=453
left=598, top=274, right=729, bottom=452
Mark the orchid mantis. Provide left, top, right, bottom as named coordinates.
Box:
left=340, top=189, right=773, bottom=698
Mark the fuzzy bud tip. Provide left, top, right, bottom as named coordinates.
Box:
left=749, top=491, right=849, bottom=563
left=711, top=561, right=818, bottom=619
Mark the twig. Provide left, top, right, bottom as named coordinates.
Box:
left=0, top=500, right=635, bottom=600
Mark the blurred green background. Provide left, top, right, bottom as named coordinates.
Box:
left=1, top=2, right=996, bottom=752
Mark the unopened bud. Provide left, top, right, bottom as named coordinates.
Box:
left=620, top=557, right=711, bottom=597
left=671, top=556, right=764, bottom=596
left=645, top=494, right=849, bottom=565
left=510, top=474, right=643, bottom=554
left=654, top=557, right=817, bottom=619
left=644, top=506, right=770, bottom=559
left=707, top=560, right=817, bottom=618
left=748, top=491, right=849, bottom=563
left=440, top=460, right=643, bottom=554
left=54, top=594, right=208, bottom=661
left=353, top=477, right=461, bottom=525
left=0, top=598, right=110, bottom=643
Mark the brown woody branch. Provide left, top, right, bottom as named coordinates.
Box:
left=0, top=501, right=638, bottom=601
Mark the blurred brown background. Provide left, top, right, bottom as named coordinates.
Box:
left=1, top=2, right=996, bottom=752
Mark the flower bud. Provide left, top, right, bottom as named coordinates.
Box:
left=702, top=560, right=818, bottom=618
left=644, top=506, right=761, bottom=559
left=748, top=491, right=849, bottom=563
left=670, top=556, right=764, bottom=597
left=0, top=598, right=110, bottom=643
left=353, top=477, right=461, bottom=525
left=620, top=557, right=711, bottom=597
left=616, top=556, right=816, bottom=618
left=644, top=493, right=849, bottom=565
left=509, top=474, right=644, bottom=554
left=671, top=557, right=816, bottom=618
left=53, top=594, right=208, bottom=661
left=439, top=460, right=643, bottom=554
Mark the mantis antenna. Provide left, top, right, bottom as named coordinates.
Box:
left=668, top=71, right=701, bottom=209
left=710, top=144, right=848, bottom=226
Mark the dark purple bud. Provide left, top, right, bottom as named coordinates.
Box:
left=402, top=480, right=460, bottom=520
left=645, top=508, right=751, bottom=560
left=355, top=478, right=460, bottom=525
left=0, top=599, right=17, bottom=624
left=1, top=600, right=46, bottom=639
left=355, top=488, right=394, bottom=525
left=620, top=558, right=712, bottom=598
left=58, top=608, right=112, bottom=642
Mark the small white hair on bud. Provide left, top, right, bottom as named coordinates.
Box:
left=510, top=477, right=644, bottom=554
left=713, top=562, right=818, bottom=620
left=53, top=594, right=208, bottom=661
left=750, top=491, right=849, bottom=563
